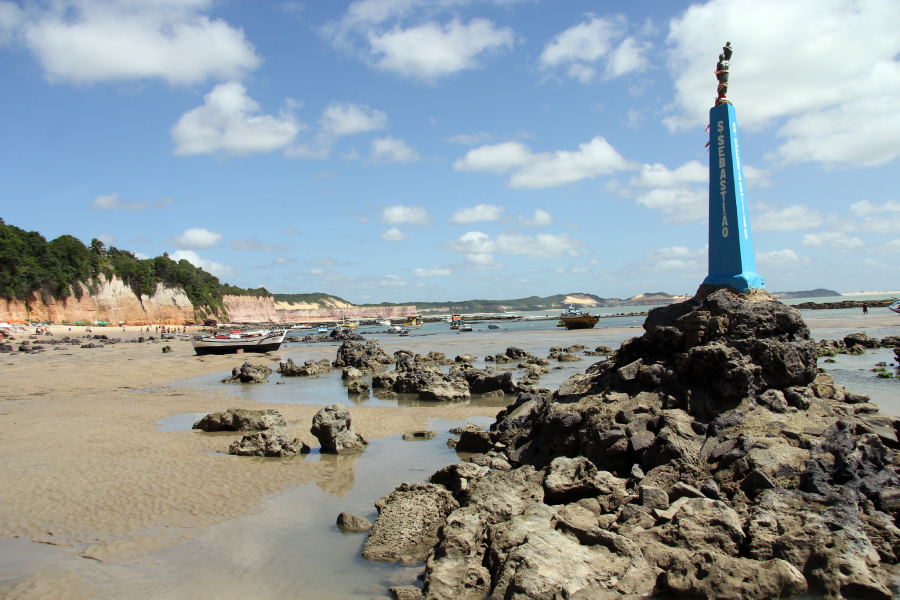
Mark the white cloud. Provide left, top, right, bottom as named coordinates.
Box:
left=170, top=250, right=238, bottom=278
left=801, top=232, right=865, bottom=250
left=134, top=252, right=150, bottom=260
left=96, top=233, right=117, bottom=247
left=664, top=0, right=900, bottom=167
left=89, top=192, right=174, bottom=211
left=283, top=227, right=300, bottom=236
left=167, top=227, right=222, bottom=249
left=444, top=231, right=588, bottom=258
left=539, top=15, right=650, bottom=83
left=367, top=18, right=513, bottom=82
left=381, top=227, right=409, bottom=241
left=319, top=102, right=388, bottom=137
left=464, top=252, right=504, bottom=270
left=231, top=237, right=292, bottom=252
left=450, top=204, right=504, bottom=224
left=454, top=137, right=635, bottom=188
left=366, top=136, right=422, bottom=164
left=635, top=187, right=707, bottom=224
left=381, top=204, right=431, bottom=226
left=838, top=200, right=900, bottom=233
left=631, top=160, right=706, bottom=189
left=414, top=267, right=452, bottom=277
left=752, top=203, right=823, bottom=231
left=171, top=82, right=300, bottom=156
left=755, top=249, right=811, bottom=267
left=309, top=257, right=338, bottom=266
left=12, top=0, right=259, bottom=84
left=643, top=245, right=706, bottom=271
left=446, top=132, right=493, bottom=145
left=520, top=209, right=553, bottom=226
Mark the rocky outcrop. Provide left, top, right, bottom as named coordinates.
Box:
left=333, top=339, right=394, bottom=373
left=310, top=404, right=368, bottom=454
left=228, top=428, right=310, bottom=456
left=369, top=288, right=900, bottom=600
left=0, top=275, right=195, bottom=325
left=193, top=408, right=285, bottom=431
left=362, top=483, right=459, bottom=563
left=221, top=362, right=272, bottom=383
left=277, top=358, right=334, bottom=376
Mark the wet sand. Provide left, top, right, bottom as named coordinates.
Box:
left=0, top=315, right=897, bottom=598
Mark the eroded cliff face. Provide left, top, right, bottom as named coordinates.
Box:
left=223, top=295, right=417, bottom=323
left=0, top=276, right=195, bottom=325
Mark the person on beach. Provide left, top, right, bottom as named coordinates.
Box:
left=863, top=304, right=868, bottom=314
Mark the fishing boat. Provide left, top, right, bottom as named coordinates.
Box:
left=376, top=319, right=391, bottom=326
left=404, top=316, right=424, bottom=328
left=290, top=323, right=311, bottom=330
left=488, top=322, right=501, bottom=329
left=450, top=314, right=462, bottom=330
left=317, top=325, right=328, bottom=334
left=387, top=325, right=405, bottom=334
left=889, top=299, right=900, bottom=315
left=458, top=323, right=473, bottom=332
left=191, top=329, right=287, bottom=355
left=558, top=306, right=600, bottom=330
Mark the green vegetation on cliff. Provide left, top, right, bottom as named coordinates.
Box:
left=0, top=219, right=267, bottom=316
left=273, top=292, right=353, bottom=306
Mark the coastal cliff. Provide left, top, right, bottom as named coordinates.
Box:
left=0, top=275, right=195, bottom=325
left=222, top=295, right=417, bottom=323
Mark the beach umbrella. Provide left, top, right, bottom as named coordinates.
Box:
left=118, top=321, right=125, bottom=324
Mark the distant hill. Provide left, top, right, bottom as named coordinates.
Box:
left=272, top=292, right=354, bottom=310
left=770, top=288, right=840, bottom=299
left=356, top=293, right=607, bottom=314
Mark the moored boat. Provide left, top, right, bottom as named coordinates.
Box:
left=559, top=306, right=600, bottom=330
left=889, top=300, right=900, bottom=315
left=488, top=322, right=500, bottom=329
left=191, top=329, right=287, bottom=355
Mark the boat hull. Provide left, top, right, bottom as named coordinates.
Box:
left=560, top=315, right=600, bottom=330
left=191, top=330, right=286, bottom=355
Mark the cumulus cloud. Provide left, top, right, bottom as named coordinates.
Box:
left=446, top=132, right=493, bottom=145
left=171, top=82, right=300, bottom=156
left=167, top=227, right=222, bottom=249
left=450, top=204, right=504, bottom=224
left=381, top=227, right=409, bottom=241
left=539, top=15, right=650, bottom=83
left=755, top=249, right=811, bottom=267
left=366, top=136, right=422, bottom=164
left=96, top=233, right=117, bottom=247
left=444, top=231, right=588, bottom=258
left=664, top=0, right=900, bottom=167
left=454, top=137, right=635, bottom=188
left=752, top=203, right=823, bottom=231
left=231, top=237, right=292, bottom=252
left=464, top=252, right=504, bottom=270
left=838, top=200, right=900, bottom=233
left=89, top=192, right=174, bottom=211
left=9, top=0, right=259, bottom=84
left=625, top=160, right=707, bottom=224
left=319, top=102, right=388, bottom=137
left=520, top=209, right=553, bottom=226
left=323, top=4, right=514, bottom=82
left=170, top=250, right=238, bottom=278
left=801, top=232, right=865, bottom=250
left=381, top=204, right=431, bottom=226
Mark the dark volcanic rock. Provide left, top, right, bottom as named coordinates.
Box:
left=398, top=288, right=900, bottom=600
left=333, top=339, right=394, bottom=373
left=278, top=358, right=334, bottom=376
left=193, top=408, right=286, bottom=431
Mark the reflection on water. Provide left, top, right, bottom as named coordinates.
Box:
left=137, top=417, right=494, bottom=599
left=155, top=413, right=208, bottom=432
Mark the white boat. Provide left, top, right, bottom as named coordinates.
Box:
left=459, top=323, right=473, bottom=332
left=488, top=323, right=500, bottom=329
left=317, top=326, right=329, bottom=334
left=290, top=324, right=311, bottom=330
left=889, top=300, right=900, bottom=315
left=376, top=319, right=391, bottom=326
left=387, top=325, right=405, bottom=334
left=191, top=329, right=287, bottom=355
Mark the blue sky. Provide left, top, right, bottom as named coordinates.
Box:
left=1, top=0, right=898, bottom=303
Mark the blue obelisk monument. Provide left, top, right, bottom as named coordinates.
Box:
left=702, top=43, right=764, bottom=292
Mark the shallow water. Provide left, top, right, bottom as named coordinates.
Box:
left=135, top=417, right=493, bottom=599
left=818, top=347, right=900, bottom=416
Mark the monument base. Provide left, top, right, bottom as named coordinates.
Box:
left=701, top=272, right=765, bottom=293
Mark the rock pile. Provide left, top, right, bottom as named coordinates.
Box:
left=228, top=428, right=309, bottom=457
left=817, top=333, right=899, bottom=357
left=221, top=362, right=272, bottom=384
left=364, top=288, right=900, bottom=599
left=332, top=339, right=394, bottom=373
left=193, top=408, right=286, bottom=431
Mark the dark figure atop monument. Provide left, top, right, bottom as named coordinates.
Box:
left=715, top=41, right=732, bottom=106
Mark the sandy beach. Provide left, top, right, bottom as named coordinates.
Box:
left=0, top=313, right=898, bottom=598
